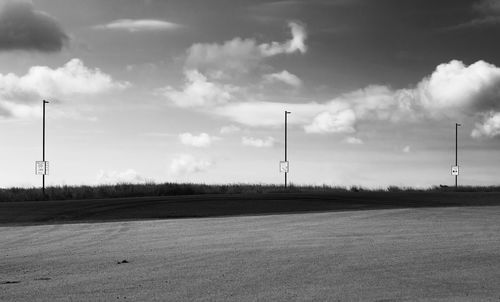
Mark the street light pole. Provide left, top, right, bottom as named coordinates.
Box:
left=455, top=123, right=461, bottom=189
left=42, top=100, right=49, bottom=196
left=284, top=111, right=291, bottom=188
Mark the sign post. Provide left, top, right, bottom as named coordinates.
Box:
left=41, top=100, right=49, bottom=197
left=283, top=111, right=291, bottom=187
left=454, top=123, right=461, bottom=189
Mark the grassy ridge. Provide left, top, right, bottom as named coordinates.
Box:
left=2, top=182, right=500, bottom=202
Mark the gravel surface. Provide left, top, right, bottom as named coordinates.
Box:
left=1, top=207, right=500, bottom=301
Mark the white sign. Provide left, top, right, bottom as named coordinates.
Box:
left=35, top=161, right=49, bottom=175
left=280, top=161, right=289, bottom=173
left=451, top=165, right=459, bottom=176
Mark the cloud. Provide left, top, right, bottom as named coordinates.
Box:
left=304, top=109, right=356, bottom=134
left=96, top=169, right=148, bottom=184
left=263, top=70, right=302, bottom=87
left=185, top=21, right=307, bottom=76
left=168, top=154, right=212, bottom=176
left=215, top=60, right=500, bottom=136
left=259, top=21, right=307, bottom=56
left=472, top=111, right=500, bottom=138
left=444, top=0, right=500, bottom=30
left=474, top=0, right=500, bottom=14
left=179, top=132, right=216, bottom=147
left=402, top=145, right=411, bottom=153
left=0, top=1, right=68, bottom=52
left=214, top=101, right=325, bottom=127
left=220, top=125, right=241, bottom=134
left=94, top=19, right=181, bottom=32
left=159, top=69, right=235, bottom=108
left=344, top=136, right=363, bottom=144
left=0, top=58, right=128, bottom=118
left=242, top=136, right=275, bottom=147
left=415, top=60, right=500, bottom=114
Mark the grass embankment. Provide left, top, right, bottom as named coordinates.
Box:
left=1, top=182, right=500, bottom=202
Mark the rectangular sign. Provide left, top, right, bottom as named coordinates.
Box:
left=280, top=161, right=289, bottom=173
left=35, top=161, right=49, bottom=175
left=451, top=165, right=459, bottom=176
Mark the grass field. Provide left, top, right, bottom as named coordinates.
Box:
left=1, top=207, right=500, bottom=301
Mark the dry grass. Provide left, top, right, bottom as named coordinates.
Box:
left=1, top=182, right=500, bottom=202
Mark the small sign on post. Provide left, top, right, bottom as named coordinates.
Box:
left=35, top=161, right=49, bottom=175
left=280, top=161, right=289, bottom=173
left=451, top=165, right=459, bottom=176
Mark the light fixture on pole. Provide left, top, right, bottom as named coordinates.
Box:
left=451, top=123, right=461, bottom=189
left=280, top=111, right=291, bottom=187
left=35, top=100, right=49, bottom=198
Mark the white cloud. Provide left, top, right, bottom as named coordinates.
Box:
left=304, top=110, right=356, bottom=134
left=159, top=69, right=235, bottom=108
left=344, top=136, right=363, bottom=144
left=241, top=136, right=275, bottom=148
left=472, top=111, right=500, bottom=138
left=179, top=132, right=215, bottom=147
left=94, top=19, right=180, bottom=32
left=220, top=125, right=241, bottom=134
left=445, top=0, right=500, bottom=30
left=263, top=70, right=302, bottom=87
left=185, top=21, right=307, bottom=76
left=96, top=169, right=147, bottom=184
left=415, top=60, right=500, bottom=114
left=259, top=21, right=307, bottom=56
left=168, top=154, right=212, bottom=176
left=214, top=101, right=325, bottom=127
left=403, top=145, right=411, bottom=153
left=0, top=58, right=128, bottom=118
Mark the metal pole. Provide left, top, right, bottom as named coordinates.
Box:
left=455, top=123, right=460, bottom=189
left=284, top=111, right=291, bottom=188
left=42, top=100, right=48, bottom=197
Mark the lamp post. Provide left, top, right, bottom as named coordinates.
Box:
left=284, top=110, right=291, bottom=187
left=455, top=123, right=461, bottom=189
left=42, top=100, right=49, bottom=196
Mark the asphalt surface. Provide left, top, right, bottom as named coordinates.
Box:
left=1, top=206, right=500, bottom=301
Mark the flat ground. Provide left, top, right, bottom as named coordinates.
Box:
left=1, top=206, right=500, bottom=301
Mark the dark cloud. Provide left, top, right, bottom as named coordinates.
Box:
left=0, top=1, right=68, bottom=52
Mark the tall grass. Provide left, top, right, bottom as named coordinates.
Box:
left=1, top=183, right=499, bottom=202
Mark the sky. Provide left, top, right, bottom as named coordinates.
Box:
left=2, top=0, right=500, bottom=188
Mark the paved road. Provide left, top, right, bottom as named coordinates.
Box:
left=1, top=207, right=500, bottom=301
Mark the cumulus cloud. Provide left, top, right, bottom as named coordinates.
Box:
left=159, top=69, right=235, bottom=108
left=472, top=111, right=500, bottom=138
left=263, top=70, right=302, bottom=87
left=344, top=136, right=363, bottom=144
left=416, top=60, right=500, bottom=114
left=179, top=132, right=216, bottom=147
left=96, top=169, right=148, bottom=184
left=0, top=58, right=128, bottom=118
left=241, top=136, right=275, bottom=148
left=168, top=154, right=212, bottom=176
left=94, top=19, right=181, bottom=32
left=0, top=1, right=68, bottom=52
left=215, top=60, right=500, bottom=137
left=185, top=21, right=307, bottom=76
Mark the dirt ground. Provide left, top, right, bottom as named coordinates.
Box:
left=1, top=206, right=500, bottom=301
